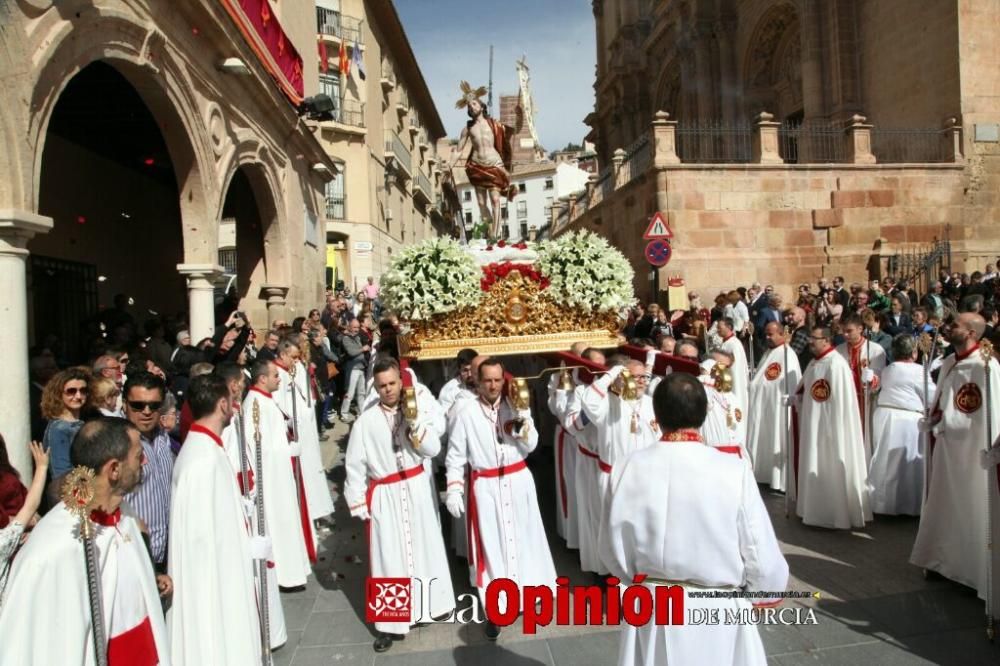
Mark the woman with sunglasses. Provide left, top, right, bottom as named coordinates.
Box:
left=39, top=368, right=89, bottom=480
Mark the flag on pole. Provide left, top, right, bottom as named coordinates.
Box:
left=318, top=38, right=328, bottom=73
left=352, top=41, right=365, bottom=80
left=338, top=40, right=350, bottom=77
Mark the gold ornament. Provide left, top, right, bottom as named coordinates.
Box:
left=455, top=81, right=488, bottom=109
left=402, top=386, right=420, bottom=450
left=508, top=377, right=531, bottom=411
left=558, top=364, right=574, bottom=392
left=61, top=466, right=97, bottom=539
left=712, top=363, right=734, bottom=393
left=398, top=269, right=623, bottom=360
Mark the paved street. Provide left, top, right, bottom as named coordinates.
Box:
left=270, top=422, right=1000, bottom=666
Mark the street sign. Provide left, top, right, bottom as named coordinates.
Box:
left=642, top=211, right=673, bottom=240
left=645, top=239, right=672, bottom=267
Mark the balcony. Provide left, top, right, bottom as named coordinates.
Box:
left=380, top=58, right=396, bottom=92
left=316, top=7, right=363, bottom=45
left=413, top=168, right=433, bottom=205
left=408, top=115, right=421, bottom=137
left=325, top=195, right=345, bottom=220
left=384, top=130, right=412, bottom=178
left=396, top=87, right=410, bottom=115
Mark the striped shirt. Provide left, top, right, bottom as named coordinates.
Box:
left=123, top=428, right=174, bottom=564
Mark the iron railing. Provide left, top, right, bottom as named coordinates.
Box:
left=384, top=130, right=411, bottom=174
left=380, top=58, right=396, bottom=87
left=218, top=248, right=237, bottom=273
left=415, top=169, right=433, bottom=199
left=887, top=229, right=952, bottom=297
left=618, top=135, right=651, bottom=186
left=676, top=120, right=753, bottom=163
left=333, top=99, right=364, bottom=128
left=873, top=128, right=950, bottom=163
left=778, top=121, right=850, bottom=164
left=316, top=8, right=364, bottom=44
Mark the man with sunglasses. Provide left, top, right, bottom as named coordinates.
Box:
left=123, top=371, right=174, bottom=575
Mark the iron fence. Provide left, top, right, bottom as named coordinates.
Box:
left=778, top=121, right=850, bottom=163
left=384, top=130, right=411, bottom=174
left=872, top=128, right=950, bottom=163
left=676, top=120, right=753, bottom=163
left=887, top=230, right=952, bottom=297
left=316, top=8, right=364, bottom=45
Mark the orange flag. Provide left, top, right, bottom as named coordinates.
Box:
left=338, top=40, right=350, bottom=77
left=318, top=38, right=328, bottom=73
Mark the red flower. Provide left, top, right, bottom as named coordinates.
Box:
left=498, top=239, right=507, bottom=248
left=486, top=245, right=493, bottom=251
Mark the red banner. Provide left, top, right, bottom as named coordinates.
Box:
left=220, top=0, right=305, bottom=104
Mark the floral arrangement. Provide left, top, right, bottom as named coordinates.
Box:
left=380, top=237, right=482, bottom=320
left=535, top=230, right=635, bottom=314
left=481, top=262, right=550, bottom=292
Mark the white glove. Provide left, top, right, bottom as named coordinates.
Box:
left=782, top=396, right=795, bottom=408
left=249, top=535, right=272, bottom=560
left=445, top=492, right=465, bottom=518
left=242, top=497, right=255, bottom=520
left=862, top=368, right=875, bottom=384
left=351, top=505, right=371, bottom=521
left=917, top=418, right=933, bottom=433
left=663, top=365, right=673, bottom=376
left=288, top=441, right=302, bottom=457
left=980, top=446, right=1000, bottom=470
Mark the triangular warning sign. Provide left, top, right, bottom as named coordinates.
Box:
left=642, top=211, right=672, bottom=240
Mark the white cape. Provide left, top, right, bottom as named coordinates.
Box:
left=747, top=344, right=801, bottom=491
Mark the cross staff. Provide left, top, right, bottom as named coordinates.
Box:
left=252, top=401, right=273, bottom=665
left=61, top=467, right=108, bottom=666
left=981, top=340, right=996, bottom=641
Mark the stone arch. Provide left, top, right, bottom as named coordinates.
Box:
left=24, top=9, right=215, bottom=261
left=218, top=145, right=290, bottom=297
left=653, top=60, right=682, bottom=117
left=741, top=2, right=802, bottom=122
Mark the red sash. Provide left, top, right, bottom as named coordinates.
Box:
left=467, top=460, right=528, bottom=587
left=715, top=445, right=743, bottom=458
left=364, top=463, right=425, bottom=576
left=108, top=616, right=157, bottom=666
left=291, top=458, right=317, bottom=563
left=578, top=443, right=609, bottom=472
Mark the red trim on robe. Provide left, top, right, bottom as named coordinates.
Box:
left=364, top=463, right=425, bottom=577
left=468, top=460, right=528, bottom=588
left=108, top=616, right=157, bottom=666
left=291, top=457, right=317, bottom=563
left=249, top=386, right=272, bottom=399
left=189, top=423, right=224, bottom=448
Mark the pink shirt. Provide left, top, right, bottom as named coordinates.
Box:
left=363, top=283, right=379, bottom=299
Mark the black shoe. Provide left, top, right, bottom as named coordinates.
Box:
left=373, top=633, right=393, bottom=652
left=484, top=621, right=501, bottom=641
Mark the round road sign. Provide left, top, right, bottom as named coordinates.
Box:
left=645, top=239, right=672, bottom=267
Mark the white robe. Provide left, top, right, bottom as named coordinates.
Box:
left=0, top=502, right=170, bottom=665
left=699, top=379, right=747, bottom=455
left=720, top=333, right=750, bottom=415
left=547, top=373, right=579, bottom=548
left=794, top=348, right=872, bottom=529
left=221, top=415, right=288, bottom=649
left=344, top=397, right=454, bottom=634
left=563, top=384, right=606, bottom=574
left=275, top=363, right=334, bottom=521
left=579, top=368, right=659, bottom=574
left=869, top=362, right=931, bottom=516
left=600, top=438, right=789, bottom=666
left=747, top=344, right=802, bottom=491
left=837, top=340, right=888, bottom=463
left=911, top=348, right=1000, bottom=612
left=446, top=398, right=557, bottom=605
left=242, top=389, right=312, bottom=588
left=445, top=386, right=477, bottom=561
left=167, top=427, right=261, bottom=666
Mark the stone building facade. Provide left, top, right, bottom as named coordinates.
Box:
left=0, top=0, right=336, bottom=475
left=316, top=0, right=453, bottom=293
left=560, top=0, right=1000, bottom=305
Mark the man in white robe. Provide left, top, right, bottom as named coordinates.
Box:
left=795, top=326, right=872, bottom=529
left=747, top=322, right=802, bottom=491
left=438, top=348, right=478, bottom=417
left=911, top=313, right=1000, bottom=615
left=718, top=317, right=750, bottom=414
left=0, top=418, right=171, bottom=665
left=600, top=373, right=789, bottom=666
left=445, top=357, right=557, bottom=640
left=345, top=358, right=454, bottom=652
left=869, top=335, right=931, bottom=516
left=274, top=338, right=335, bottom=531
left=444, top=354, right=488, bottom=561
left=243, top=360, right=312, bottom=587
left=168, top=375, right=266, bottom=666
left=702, top=353, right=748, bottom=457
left=216, top=362, right=287, bottom=649
left=547, top=368, right=578, bottom=547
left=837, top=315, right=887, bottom=462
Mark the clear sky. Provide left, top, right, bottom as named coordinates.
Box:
left=395, top=0, right=596, bottom=153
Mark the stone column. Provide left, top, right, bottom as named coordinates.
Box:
left=612, top=148, right=627, bottom=188
left=847, top=114, right=876, bottom=165
left=753, top=112, right=784, bottom=164
left=259, top=284, right=290, bottom=327
left=0, top=210, right=53, bottom=478
left=652, top=111, right=681, bottom=167
left=177, top=263, right=223, bottom=343
left=943, top=117, right=964, bottom=164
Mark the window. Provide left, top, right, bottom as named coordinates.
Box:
left=544, top=178, right=554, bottom=190
left=325, top=166, right=345, bottom=219
left=544, top=197, right=553, bottom=219
left=503, top=225, right=511, bottom=240
left=319, top=74, right=340, bottom=109
left=464, top=211, right=473, bottom=226
left=516, top=201, right=528, bottom=218
left=517, top=183, right=527, bottom=194
left=501, top=205, right=508, bottom=220
left=520, top=222, right=529, bottom=239
left=463, top=190, right=472, bottom=202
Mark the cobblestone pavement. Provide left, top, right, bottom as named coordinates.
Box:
left=270, top=421, right=1000, bottom=665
